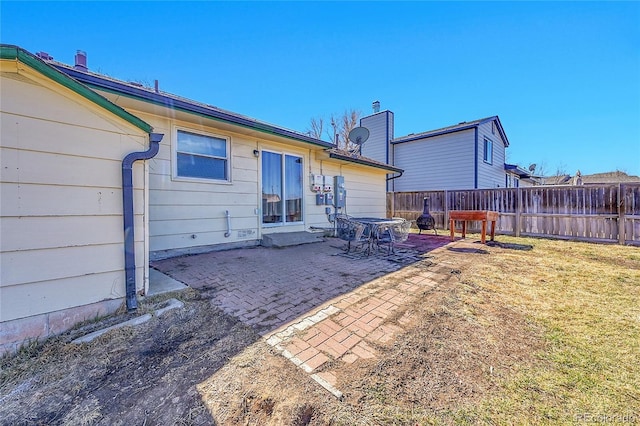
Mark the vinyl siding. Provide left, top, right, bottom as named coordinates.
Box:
left=360, top=111, right=393, bottom=165
left=341, top=166, right=387, bottom=217
left=0, top=70, right=148, bottom=322
left=136, top=113, right=263, bottom=251
left=115, top=108, right=387, bottom=255
left=392, top=129, right=476, bottom=191
left=314, top=161, right=386, bottom=218
left=477, top=121, right=507, bottom=188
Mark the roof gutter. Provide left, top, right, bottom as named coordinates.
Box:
left=386, top=170, right=403, bottom=181
left=327, top=151, right=403, bottom=173
left=123, top=132, right=164, bottom=311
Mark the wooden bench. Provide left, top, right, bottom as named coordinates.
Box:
left=449, top=210, right=499, bottom=244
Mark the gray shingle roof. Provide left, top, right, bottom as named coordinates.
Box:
left=49, top=61, right=335, bottom=150
left=392, top=115, right=509, bottom=147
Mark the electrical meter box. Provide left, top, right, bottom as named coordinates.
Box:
left=322, top=175, right=333, bottom=193
left=324, top=192, right=334, bottom=205
left=334, top=176, right=346, bottom=208
left=311, top=174, right=323, bottom=192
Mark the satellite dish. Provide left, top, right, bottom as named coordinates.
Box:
left=348, top=127, right=370, bottom=145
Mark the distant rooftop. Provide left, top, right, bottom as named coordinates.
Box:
left=541, top=171, right=640, bottom=185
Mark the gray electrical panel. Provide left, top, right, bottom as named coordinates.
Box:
left=334, top=176, right=346, bottom=208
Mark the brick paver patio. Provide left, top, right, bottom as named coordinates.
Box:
left=152, top=233, right=480, bottom=397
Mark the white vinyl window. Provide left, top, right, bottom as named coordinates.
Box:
left=175, top=129, right=229, bottom=181
left=483, top=138, right=493, bottom=165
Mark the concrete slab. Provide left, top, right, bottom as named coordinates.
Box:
left=147, top=268, right=188, bottom=296
left=261, top=231, right=324, bottom=248
left=72, top=314, right=152, bottom=344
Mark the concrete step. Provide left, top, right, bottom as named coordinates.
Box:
left=261, top=231, right=324, bottom=248
left=147, top=268, right=188, bottom=296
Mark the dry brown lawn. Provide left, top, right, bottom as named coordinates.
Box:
left=199, top=236, right=640, bottom=425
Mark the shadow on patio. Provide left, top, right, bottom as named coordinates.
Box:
left=150, top=234, right=451, bottom=335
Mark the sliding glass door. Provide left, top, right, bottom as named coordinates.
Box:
left=262, top=151, right=303, bottom=225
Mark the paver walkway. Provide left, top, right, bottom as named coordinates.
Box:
left=152, top=234, right=482, bottom=397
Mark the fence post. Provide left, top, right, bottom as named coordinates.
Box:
left=390, top=192, right=395, bottom=218
left=444, top=190, right=449, bottom=230
left=618, top=184, right=625, bottom=245
left=515, top=187, right=521, bottom=237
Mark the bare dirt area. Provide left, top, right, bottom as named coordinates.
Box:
left=0, top=290, right=258, bottom=425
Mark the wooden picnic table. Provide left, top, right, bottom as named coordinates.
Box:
left=449, top=210, right=499, bottom=244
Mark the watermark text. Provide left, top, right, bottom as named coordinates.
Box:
left=575, top=413, right=637, bottom=423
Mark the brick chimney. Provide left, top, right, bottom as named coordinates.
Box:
left=74, top=50, right=88, bottom=71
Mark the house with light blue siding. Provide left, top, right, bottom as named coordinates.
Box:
left=360, top=103, right=511, bottom=191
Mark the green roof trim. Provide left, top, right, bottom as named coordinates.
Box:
left=90, top=83, right=334, bottom=148
left=0, top=45, right=153, bottom=134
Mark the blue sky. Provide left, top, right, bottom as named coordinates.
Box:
left=2, top=1, right=639, bottom=176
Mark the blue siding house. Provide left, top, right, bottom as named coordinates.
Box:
left=360, top=103, right=511, bottom=191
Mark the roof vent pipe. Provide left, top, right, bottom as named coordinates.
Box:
left=372, top=100, right=380, bottom=113
left=122, top=132, right=164, bottom=311
left=74, top=50, right=88, bottom=71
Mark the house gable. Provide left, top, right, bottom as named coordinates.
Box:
left=1, top=53, right=153, bottom=324
left=476, top=118, right=508, bottom=188
left=1, top=45, right=152, bottom=134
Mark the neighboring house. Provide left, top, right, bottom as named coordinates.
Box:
left=504, top=163, right=540, bottom=187
left=360, top=103, right=512, bottom=191
left=0, top=45, right=401, bottom=354
left=541, top=171, right=640, bottom=186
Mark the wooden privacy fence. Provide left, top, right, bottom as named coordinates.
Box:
left=387, top=184, right=640, bottom=245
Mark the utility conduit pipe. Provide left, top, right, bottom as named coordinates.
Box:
left=122, top=132, right=163, bottom=311
left=225, top=210, right=232, bottom=237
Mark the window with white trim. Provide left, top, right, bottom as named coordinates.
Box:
left=506, top=174, right=520, bottom=188
left=176, top=129, right=229, bottom=181
left=483, top=138, right=493, bottom=164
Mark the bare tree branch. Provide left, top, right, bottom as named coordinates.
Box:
left=317, top=109, right=361, bottom=151
left=307, top=109, right=361, bottom=151
left=340, top=109, right=360, bottom=152
left=306, top=117, right=324, bottom=140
